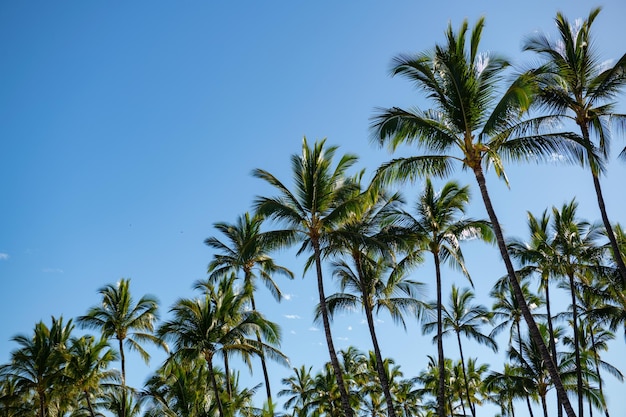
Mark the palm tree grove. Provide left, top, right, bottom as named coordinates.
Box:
left=4, top=6, right=626, bottom=417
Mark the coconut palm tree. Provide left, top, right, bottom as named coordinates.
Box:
left=77, top=278, right=162, bottom=417
left=278, top=366, right=317, bottom=417
left=158, top=276, right=283, bottom=417
left=0, top=317, right=74, bottom=417
left=551, top=200, right=604, bottom=415
left=66, top=335, right=119, bottom=417
left=253, top=137, right=361, bottom=417
left=389, top=178, right=492, bottom=417
left=371, top=17, right=581, bottom=417
left=523, top=7, right=626, bottom=284
left=323, top=253, right=423, bottom=417
left=205, top=212, right=295, bottom=402
left=423, top=286, right=495, bottom=417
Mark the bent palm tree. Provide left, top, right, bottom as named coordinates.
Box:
left=253, top=137, right=361, bottom=417
left=524, top=7, right=626, bottom=284
left=371, top=17, right=580, bottom=417
left=78, top=278, right=162, bottom=417
left=205, top=212, right=294, bottom=401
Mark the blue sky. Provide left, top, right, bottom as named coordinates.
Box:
left=2, top=1, right=626, bottom=415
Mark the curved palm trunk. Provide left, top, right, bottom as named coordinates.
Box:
left=312, top=240, right=354, bottom=417
left=224, top=352, right=232, bottom=399
left=206, top=353, right=226, bottom=417
left=249, top=285, right=274, bottom=402
left=433, top=253, right=446, bottom=417
left=455, top=332, right=475, bottom=417
left=472, top=166, right=577, bottom=417
left=568, top=272, right=584, bottom=417
left=118, top=337, right=126, bottom=417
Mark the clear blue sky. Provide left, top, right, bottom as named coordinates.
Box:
left=2, top=1, right=626, bottom=415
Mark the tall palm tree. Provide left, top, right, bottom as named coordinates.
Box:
left=524, top=7, right=626, bottom=284
left=323, top=253, right=423, bottom=417
left=78, top=278, right=162, bottom=417
left=551, top=200, right=604, bottom=416
left=0, top=317, right=73, bottom=417
left=253, top=137, right=361, bottom=417
left=423, top=285, right=495, bottom=417
left=389, top=178, right=492, bottom=417
left=371, top=17, right=581, bottom=416
left=205, top=211, right=294, bottom=402
left=66, top=335, right=119, bottom=417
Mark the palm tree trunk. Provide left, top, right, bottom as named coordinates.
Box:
left=582, top=123, right=626, bottom=286
left=84, top=390, right=96, bottom=417
left=363, top=297, right=397, bottom=417
left=38, top=388, right=46, bottom=417
left=541, top=394, right=550, bottom=417
left=589, top=328, right=610, bottom=417
left=517, top=320, right=535, bottom=417
left=456, top=332, right=475, bottom=417
left=434, top=253, right=446, bottom=417
left=544, top=275, right=563, bottom=417
left=353, top=250, right=397, bottom=417
left=312, top=239, right=354, bottom=417
left=472, top=166, right=577, bottom=417
left=250, top=285, right=273, bottom=402
left=224, top=352, right=232, bottom=400
left=568, top=272, right=584, bottom=417
left=206, top=353, right=226, bottom=417
left=118, top=337, right=126, bottom=417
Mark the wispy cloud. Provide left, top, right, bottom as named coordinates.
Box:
left=337, top=337, right=349, bottom=341
left=308, top=326, right=319, bottom=332
left=347, top=326, right=352, bottom=331
left=0, top=253, right=8, bottom=260
left=283, top=293, right=293, bottom=301
left=290, top=330, right=297, bottom=335
left=42, top=268, right=64, bottom=273
left=284, top=314, right=301, bottom=320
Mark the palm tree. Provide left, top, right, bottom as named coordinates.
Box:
left=0, top=317, right=73, bottom=417
left=323, top=253, right=423, bottom=417
left=278, top=366, right=317, bottom=417
left=205, top=212, right=295, bottom=402
left=523, top=7, right=626, bottom=284
left=423, top=285, right=495, bottom=417
left=371, top=17, right=581, bottom=417
left=253, top=137, right=361, bottom=417
left=77, top=278, right=162, bottom=417
left=158, top=276, right=283, bottom=417
left=551, top=200, right=604, bottom=416
left=389, top=178, right=492, bottom=417
left=142, top=356, right=212, bottom=417
left=66, top=335, right=119, bottom=417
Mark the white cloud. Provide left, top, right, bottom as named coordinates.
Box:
left=0, top=253, right=8, bottom=260
left=290, top=330, right=297, bottom=335
left=42, top=268, right=64, bottom=273
left=284, top=314, right=301, bottom=320
left=283, top=293, right=293, bottom=301
left=308, top=326, right=319, bottom=332
left=337, top=337, right=349, bottom=341
left=347, top=326, right=352, bottom=331
left=376, top=319, right=384, bottom=324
